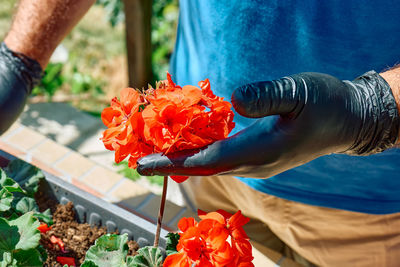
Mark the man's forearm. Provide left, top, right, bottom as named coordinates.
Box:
left=4, top=0, right=95, bottom=69
left=380, top=67, right=400, bottom=143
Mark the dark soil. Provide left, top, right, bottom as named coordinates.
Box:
left=35, top=190, right=139, bottom=266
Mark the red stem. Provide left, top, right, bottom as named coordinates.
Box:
left=154, top=176, right=168, bottom=247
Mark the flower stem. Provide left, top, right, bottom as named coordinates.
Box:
left=154, top=176, right=168, bottom=247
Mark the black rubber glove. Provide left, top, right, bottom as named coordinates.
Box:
left=0, top=42, right=42, bottom=134
left=137, top=71, right=400, bottom=178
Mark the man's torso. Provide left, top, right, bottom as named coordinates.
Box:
left=171, top=0, right=400, bottom=214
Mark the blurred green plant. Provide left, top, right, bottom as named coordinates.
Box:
left=151, top=0, right=179, bottom=82
left=32, top=63, right=64, bottom=101
left=96, top=0, right=124, bottom=27
left=114, top=161, right=141, bottom=181
left=146, top=175, right=164, bottom=187
left=32, top=62, right=104, bottom=101
left=114, top=160, right=164, bottom=186
left=67, top=66, right=103, bottom=95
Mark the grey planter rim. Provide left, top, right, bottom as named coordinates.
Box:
left=0, top=150, right=167, bottom=249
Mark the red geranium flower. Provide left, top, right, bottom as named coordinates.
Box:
left=56, top=256, right=76, bottom=266
left=101, top=73, right=235, bottom=183
left=37, top=223, right=51, bottom=233
left=164, top=210, right=254, bottom=267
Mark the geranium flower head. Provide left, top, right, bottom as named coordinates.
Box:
left=101, top=73, right=235, bottom=183
left=164, top=209, right=254, bottom=267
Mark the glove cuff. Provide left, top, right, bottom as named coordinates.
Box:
left=347, top=70, right=400, bottom=155
left=0, top=42, right=43, bottom=94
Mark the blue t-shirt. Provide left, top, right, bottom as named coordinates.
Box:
left=170, top=0, right=400, bottom=214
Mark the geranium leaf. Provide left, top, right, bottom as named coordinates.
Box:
left=165, top=233, right=180, bottom=256
left=8, top=212, right=40, bottom=250
left=6, top=213, right=19, bottom=221
left=82, top=234, right=129, bottom=267
left=1, top=251, right=17, bottom=266
left=4, top=160, right=43, bottom=196
left=0, top=170, right=25, bottom=194
left=0, top=218, right=19, bottom=255
left=4, top=159, right=30, bottom=181
left=13, top=248, right=43, bottom=267
left=15, top=197, right=39, bottom=214
left=130, top=246, right=163, bottom=267
left=125, top=256, right=135, bottom=267
left=81, top=260, right=99, bottom=267
left=34, top=209, right=53, bottom=225
left=0, top=189, right=13, bottom=212
left=37, top=245, right=48, bottom=262
left=21, top=170, right=44, bottom=197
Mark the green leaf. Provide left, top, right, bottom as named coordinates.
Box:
left=165, top=233, right=180, bottom=256
left=15, top=197, right=39, bottom=214
left=0, top=218, right=19, bottom=252
left=1, top=251, right=17, bottom=267
left=34, top=209, right=53, bottom=225
left=13, top=249, right=43, bottom=267
left=2, top=252, right=12, bottom=263
left=126, top=256, right=135, bottom=267
left=82, top=234, right=129, bottom=267
left=21, top=169, right=44, bottom=197
left=81, top=260, right=99, bottom=267
left=0, top=170, right=25, bottom=194
left=130, top=246, right=163, bottom=267
left=4, top=160, right=44, bottom=196
left=5, top=213, right=18, bottom=221
left=37, top=245, right=48, bottom=262
left=8, top=212, right=40, bottom=250
left=0, top=189, right=13, bottom=212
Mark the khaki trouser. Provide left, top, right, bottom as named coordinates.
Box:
left=181, top=176, right=400, bottom=267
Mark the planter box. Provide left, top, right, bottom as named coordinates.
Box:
left=0, top=151, right=167, bottom=249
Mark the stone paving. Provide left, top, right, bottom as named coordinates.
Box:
left=0, top=102, right=300, bottom=266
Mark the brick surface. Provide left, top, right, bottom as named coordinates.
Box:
left=54, top=152, right=96, bottom=178
left=1, top=122, right=22, bottom=138
left=80, top=166, right=123, bottom=194
left=29, top=157, right=64, bottom=179
left=110, top=178, right=150, bottom=200
left=5, top=126, right=46, bottom=151
left=0, top=140, right=26, bottom=159
left=30, top=139, right=71, bottom=165
left=71, top=178, right=104, bottom=198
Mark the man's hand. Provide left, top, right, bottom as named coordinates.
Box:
left=137, top=71, right=400, bottom=178
left=0, top=42, right=42, bottom=134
